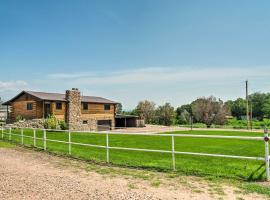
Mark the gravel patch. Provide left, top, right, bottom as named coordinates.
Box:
left=0, top=147, right=267, bottom=200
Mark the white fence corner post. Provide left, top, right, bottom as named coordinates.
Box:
left=172, top=135, right=176, bottom=171
left=106, top=133, right=109, bottom=163
left=264, top=127, right=270, bottom=181
left=68, top=130, right=71, bottom=155
left=33, top=128, right=36, bottom=147
left=21, top=128, right=24, bottom=145
left=9, top=127, right=11, bottom=141
left=43, top=129, right=47, bottom=151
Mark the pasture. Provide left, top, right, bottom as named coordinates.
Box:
left=1, top=128, right=268, bottom=181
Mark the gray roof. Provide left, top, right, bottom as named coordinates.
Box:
left=3, top=91, right=118, bottom=105
left=115, top=114, right=139, bottom=119
left=27, top=91, right=66, bottom=102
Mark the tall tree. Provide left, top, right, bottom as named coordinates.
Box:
left=225, top=98, right=246, bottom=120
left=262, top=95, right=270, bottom=118
left=155, top=103, right=175, bottom=126
left=250, top=92, right=267, bottom=120
left=135, top=100, right=156, bottom=124
left=175, top=104, right=192, bottom=124
left=192, top=96, right=229, bottom=127
left=115, top=103, right=123, bottom=114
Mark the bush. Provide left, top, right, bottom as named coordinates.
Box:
left=191, top=123, right=207, bottom=128
left=59, top=120, right=68, bottom=130
left=226, top=118, right=270, bottom=129
left=44, top=115, right=58, bottom=129
left=178, top=123, right=207, bottom=128
left=16, top=115, right=25, bottom=122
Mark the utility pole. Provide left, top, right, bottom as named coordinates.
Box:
left=190, top=115, right=193, bottom=131
left=250, top=96, right=253, bottom=130
left=246, top=80, right=249, bottom=130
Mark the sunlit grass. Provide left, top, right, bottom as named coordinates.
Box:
left=1, top=128, right=267, bottom=181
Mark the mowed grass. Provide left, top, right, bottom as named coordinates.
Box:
left=0, top=140, right=15, bottom=148
left=1, top=128, right=268, bottom=181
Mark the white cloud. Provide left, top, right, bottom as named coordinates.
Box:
left=48, top=66, right=270, bottom=86
left=0, top=80, right=28, bottom=91
left=48, top=72, right=96, bottom=79
left=42, top=66, right=270, bottom=109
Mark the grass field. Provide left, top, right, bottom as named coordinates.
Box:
left=1, top=128, right=268, bottom=181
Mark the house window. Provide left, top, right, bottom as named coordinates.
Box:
left=104, top=104, right=110, bottom=111
left=27, top=103, right=33, bottom=110
left=83, top=103, right=88, bottom=110
left=56, top=102, right=62, bottom=110
left=83, top=120, right=88, bottom=124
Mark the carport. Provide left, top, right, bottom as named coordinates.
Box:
left=115, top=114, right=141, bottom=128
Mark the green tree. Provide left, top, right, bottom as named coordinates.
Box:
left=135, top=100, right=156, bottom=124
left=175, top=104, right=192, bottom=124
left=262, top=97, right=270, bottom=118
left=192, top=96, right=229, bottom=127
left=116, top=103, right=123, bottom=114
left=225, top=98, right=246, bottom=120
left=250, top=93, right=267, bottom=120
left=122, top=109, right=138, bottom=116
left=155, top=103, right=175, bottom=126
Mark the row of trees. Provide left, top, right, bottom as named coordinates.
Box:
left=120, top=97, right=229, bottom=127
left=134, top=101, right=175, bottom=126
left=225, top=93, right=270, bottom=120
left=176, top=97, right=229, bottom=127
left=117, top=101, right=175, bottom=126
left=119, top=92, right=270, bottom=127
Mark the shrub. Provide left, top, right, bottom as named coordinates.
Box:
left=16, top=115, right=25, bottom=122
left=59, top=120, right=68, bottom=130
left=226, top=118, right=270, bottom=129
left=192, top=123, right=207, bottom=128
left=44, top=115, right=58, bottom=129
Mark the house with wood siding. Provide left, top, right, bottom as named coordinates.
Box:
left=3, top=88, right=118, bottom=131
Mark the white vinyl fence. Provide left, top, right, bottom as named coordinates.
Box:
left=1, top=127, right=270, bottom=181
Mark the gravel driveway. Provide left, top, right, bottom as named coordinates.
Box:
left=0, top=146, right=267, bottom=200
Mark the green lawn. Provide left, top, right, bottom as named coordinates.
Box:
left=0, top=140, right=15, bottom=148
left=1, top=128, right=268, bottom=181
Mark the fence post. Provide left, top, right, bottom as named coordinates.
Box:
left=43, top=129, right=46, bottom=151
left=33, top=129, right=36, bottom=147
left=68, top=130, right=71, bottom=155
left=264, top=127, right=270, bottom=181
left=9, top=127, right=11, bottom=141
left=21, top=128, right=24, bottom=145
left=106, top=133, right=109, bottom=163
left=172, top=135, right=176, bottom=171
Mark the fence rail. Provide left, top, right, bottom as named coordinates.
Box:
left=1, top=126, right=269, bottom=181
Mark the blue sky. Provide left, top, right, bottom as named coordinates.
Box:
left=1, top=0, right=270, bottom=109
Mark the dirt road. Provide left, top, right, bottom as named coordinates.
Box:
left=0, top=146, right=267, bottom=200
left=111, top=124, right=263, bottom=134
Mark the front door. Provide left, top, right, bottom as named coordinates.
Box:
left=44, top=102, right=51, bottom=118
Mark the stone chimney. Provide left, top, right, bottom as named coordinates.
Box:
left=66, top=88, right=82, bottom=131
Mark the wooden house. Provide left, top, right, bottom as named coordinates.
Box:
left=3, top=89, right=118, bottom=131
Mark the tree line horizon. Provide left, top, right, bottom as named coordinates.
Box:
left=116, top=92, right=270, bottom=128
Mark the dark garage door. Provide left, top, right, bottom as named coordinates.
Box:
left=97, top=120, right=111, bottom=131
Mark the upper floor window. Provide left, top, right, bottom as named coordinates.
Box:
left=27, top=103, right=33, bottom=110
left=83, top=103, right=88, bottom=110
left=56, top=102, right=62, bottom=110
left=104, top=104, right=110, bottom=111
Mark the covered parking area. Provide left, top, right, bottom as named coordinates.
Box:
left=115, top=114, right=144, bottom=128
